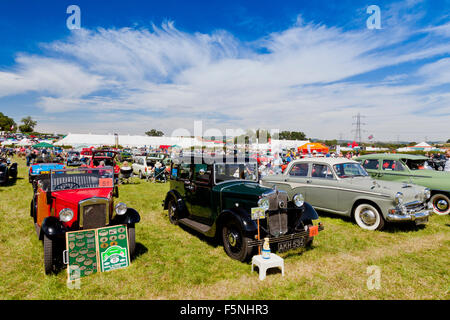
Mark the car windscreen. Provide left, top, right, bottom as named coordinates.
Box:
left=214, top=163, right=258, bottom=183
left=51, top=167, right=114, bottom=191
left=333, top=163, right=369, bottom=178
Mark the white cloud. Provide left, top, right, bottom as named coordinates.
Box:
left=1, top=9, right=450, bottom=141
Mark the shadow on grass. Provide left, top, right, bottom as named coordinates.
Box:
left=178, top=223, right=221, bottom=249
left=0, top=176, right=21, bottom=187
left=315, top=209, right=353, bottom=224
left=383, top=223, right=426, bottom=233
left=133, top=242, right=148, bottom=259
left=315, top=209, right=428, bottom=234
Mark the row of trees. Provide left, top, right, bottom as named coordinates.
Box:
left=0, top=113, right=37, bottom=133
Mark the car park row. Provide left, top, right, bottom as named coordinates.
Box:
left=0, top=146, right=448, bottom=274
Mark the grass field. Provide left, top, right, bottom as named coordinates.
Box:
left=0, top=157, right=448, bottom=300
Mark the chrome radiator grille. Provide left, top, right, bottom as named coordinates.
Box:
left=79, top=198, right=109, bottom=229
left=268, top=211, right=288, bottom=237
left=405, top=201, right=425, bottom=213
left=265, top=189, right=289, bottom=237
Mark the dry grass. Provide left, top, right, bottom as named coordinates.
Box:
left=0, top=157, right=448, bottom=300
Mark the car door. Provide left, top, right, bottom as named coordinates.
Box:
left=186, top=164, right=214, bottom=225
left=306, top=163, right=338, bottom=211
left=282, top=162, right=310, bottom=199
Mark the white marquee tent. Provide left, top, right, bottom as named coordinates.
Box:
left=54, top=133, right=310, bottom=150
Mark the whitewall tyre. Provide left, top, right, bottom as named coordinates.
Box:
left=354, top=203, right=385, bottom=231
left=430, top=193, right=450, bottom=215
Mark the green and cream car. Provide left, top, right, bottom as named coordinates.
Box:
left=261, top=158, right=432, bottom=230
left=357, top=153, right=450, bottom=215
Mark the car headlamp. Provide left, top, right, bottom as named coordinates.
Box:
left=59, top=208, right=74, bottom=222
left=423, top=188, right=431, bottom=200
left=395, top=192, right=404, bottom=206
left=115, top=202, right=127, bottom=215
left=293, top=193, right=305, bottom=207
left=258, top=197, right=270, bottom=211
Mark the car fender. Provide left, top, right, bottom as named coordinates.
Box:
left=41, top=216, right=67, bottom=241
left=300, top=202, right=319, bottom=221
left=163, top=190, right=185, bottom=211
left=111, top=207, right=141, bottom=226
left=217, top=208, right=258, bottom=238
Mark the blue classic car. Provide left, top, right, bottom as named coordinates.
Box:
left=29, top=157, right=65, bottom=191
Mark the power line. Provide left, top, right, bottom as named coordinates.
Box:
left=352, top=113, right=366, bottom=144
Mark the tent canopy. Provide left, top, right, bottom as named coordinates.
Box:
left=32, top=142, right=54, bottom=149
left=298, top=142, right=329, bottom=154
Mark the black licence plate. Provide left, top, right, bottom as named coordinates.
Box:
left=277, top=237, right=305, bottom=253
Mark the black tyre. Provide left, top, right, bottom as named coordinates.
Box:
left=222, top=219, right=253, bottom=262
left=167, top=198, right=179, bottom=225
left=127, top=225, right=136, bottom=259
left=303, top=219, right=314, bottom=248
left=139, top=171, right=143, bottom=179
left=43, top=234, right=57, bottom=275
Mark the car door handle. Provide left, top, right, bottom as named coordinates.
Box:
left=306, top=180, right=312, bottom=184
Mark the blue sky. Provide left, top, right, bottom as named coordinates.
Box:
left=0, top=0, right=449, bottom=141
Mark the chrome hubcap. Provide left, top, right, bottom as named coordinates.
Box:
left=228, top=232, right=238, bottom=247
left=169, top=205, right=176, bottom=218
left=360, top=208, right=376, bottom=226
left=436, top=199, right=448, bottom=211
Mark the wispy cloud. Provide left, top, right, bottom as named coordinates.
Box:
left=0, top=1, right=449, bottom=141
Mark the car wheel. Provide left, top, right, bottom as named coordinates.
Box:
left=43, top=234, right=57, bottom=274
left=303, top=219, right=314, bottom=248
left=430, top=193, right=450, bottom=215
left=167, top=198, right=179, bottom=225
left=222, top=219, right=253, bottom=262
left=353, top=203, right=385, bottom=231
left=127, top=225, right=136, bottom=259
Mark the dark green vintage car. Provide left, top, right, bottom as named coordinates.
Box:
left=357, top=153, right=450, bottom=215
left=163, top=155, right=323, bottom=262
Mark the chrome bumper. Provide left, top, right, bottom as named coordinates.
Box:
left=386, top=210, right=431, bottom=223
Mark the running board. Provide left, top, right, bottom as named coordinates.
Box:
left=178, top=218, right=212, bottom=234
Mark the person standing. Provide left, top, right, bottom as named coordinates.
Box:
left=25, top=147, right=32, bottom=166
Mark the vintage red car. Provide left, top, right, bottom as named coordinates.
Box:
left=30, top=166, right=140, bottom=274
left=82, top=149, right=121, bottom=178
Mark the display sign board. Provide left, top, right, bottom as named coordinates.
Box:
left=65, top=225, right=129, bottom=281
left=251, top=207, right=266, bottom=220
left=97, top=225, right=130, bottom=272
left=66, top=229, right=98, bottom=281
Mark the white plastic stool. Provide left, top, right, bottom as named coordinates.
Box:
left=251, top=253, right=284, bottom=280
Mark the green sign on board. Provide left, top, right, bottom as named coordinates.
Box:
left=97, top=225, right=130, bottom=272
left=65, top=225, right=129, bottom=281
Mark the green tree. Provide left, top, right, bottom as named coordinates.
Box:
left=145, top=129, right=164, bottom=136
left=0, top=112, right=17, bottom=132
left=19, top=116, right=37, bottom=133
left=279, top=131, right=307, bottom=140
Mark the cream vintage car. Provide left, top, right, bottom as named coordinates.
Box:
left=261, top=158, right=432, bottom=230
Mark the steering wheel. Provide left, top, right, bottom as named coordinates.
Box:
left=54, top=182, right=80, bottom=190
